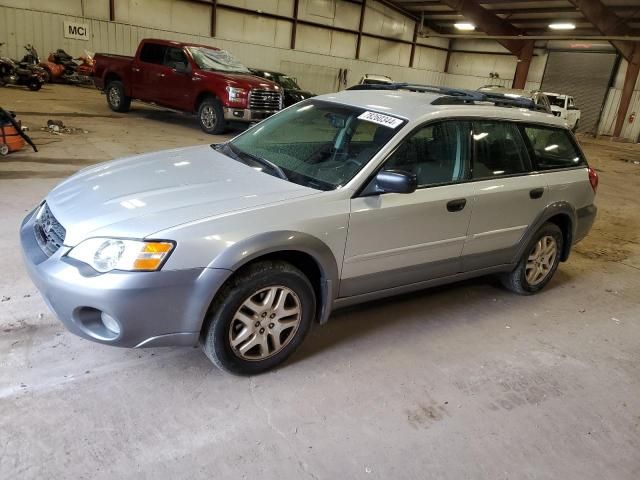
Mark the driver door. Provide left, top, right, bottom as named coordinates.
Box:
left=341, top=120, right=474, bottom=297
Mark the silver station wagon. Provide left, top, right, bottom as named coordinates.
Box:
left=21, top=84, right=598, bottom=375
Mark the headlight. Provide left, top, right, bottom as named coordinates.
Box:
left=67, top=238, right=174, bottom=273
left=226, top=86, right=247, bottom=103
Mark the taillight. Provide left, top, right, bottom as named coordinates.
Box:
left=588, top=166, right=598, bottom=193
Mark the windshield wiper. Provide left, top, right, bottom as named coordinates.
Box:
left=224, top=143, right=289, bottom=181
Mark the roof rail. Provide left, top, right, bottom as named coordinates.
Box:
left=346, top=83, right=547, bottom=112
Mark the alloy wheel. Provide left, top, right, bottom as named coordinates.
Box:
left=108, top=86, right=121, bottom=108
left=228, top=286, right=302, bottom=361
left=201, top=105, right=217, bottom=129
left=526, top=235, right=557, bottom=286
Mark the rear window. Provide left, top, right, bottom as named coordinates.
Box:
left=522, top=126, right=585, bottom=170
left=139, top=43, right=167, bottom=64
left=472, top=121, right=531, bottom=178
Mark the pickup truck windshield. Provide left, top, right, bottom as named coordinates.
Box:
left=274, top=75, right=301, bottom=91
left=227, top=100, right=405, bottom=190
left=187, top=47, right=250, bottom=74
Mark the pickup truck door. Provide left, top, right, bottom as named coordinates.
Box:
left=132, top=42, right=168, bottom=103
left=158, top=47, right=195, bottom=111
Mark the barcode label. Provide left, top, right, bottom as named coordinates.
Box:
left=357, top=111, right=403, bottom=129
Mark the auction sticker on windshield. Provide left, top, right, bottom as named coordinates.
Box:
left=358, top=111, right=403, bottom=129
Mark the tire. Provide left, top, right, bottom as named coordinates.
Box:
left=27, top=79, right=42, bottom=91
left=41, top=69, right=51, bottom=83
left=0, top=144, right=9, bottom=156
left=106, top=80, right=131, bottom=112
left=201, top=261, right=316, bottom=375
left=500, top=222, right=564, bottom=295
left=198, top=97, right=226, bottom=135
left=572, top=120, right=579, bottom=133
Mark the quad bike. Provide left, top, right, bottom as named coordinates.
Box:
left=0, top=43, right=45, bottom=91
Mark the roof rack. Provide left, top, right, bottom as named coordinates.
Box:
left=346, top=83, right=547, bottom=112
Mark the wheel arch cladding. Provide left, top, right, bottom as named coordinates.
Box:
left=516, top=201, right=575, bottom=263
left=208, top=231, right=340, bottom=323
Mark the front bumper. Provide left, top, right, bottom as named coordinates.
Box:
left=20, top=211, right=231, bottom=348
left=223, top=107, right=279, bottom=122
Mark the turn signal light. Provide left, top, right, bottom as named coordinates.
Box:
left=133, top=242, right=174, bottom=270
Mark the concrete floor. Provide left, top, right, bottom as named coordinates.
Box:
left=1, top=84, right=639, bottom=479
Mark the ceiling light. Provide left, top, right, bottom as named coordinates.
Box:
left=454, top=22, right=475, bottom=31
left=549, top=23, right=576, bottom=30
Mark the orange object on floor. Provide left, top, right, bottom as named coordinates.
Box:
left=0, top=123, right=26, bottom=154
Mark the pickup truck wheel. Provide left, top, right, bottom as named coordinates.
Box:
left=501, top=222, right=563, bottom=295
left=106, top=80, right=131, bottom=112
left=572, top=120, right=579, bottom=133
left=201, top=261, right=315, bottom=375
left=198, top=98, right=226, bottom=134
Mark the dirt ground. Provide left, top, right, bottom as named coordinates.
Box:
left=1, top=84, right=639, bottom=479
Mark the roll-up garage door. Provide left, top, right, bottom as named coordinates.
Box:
left=540, top=51, right=617, bottom=133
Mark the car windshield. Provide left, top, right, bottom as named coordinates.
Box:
left=187, top=47, right=250, bottom=74
left=224, top=100, right=405, bottom=190
left=547, top=95, right=567, bottom=108
left=275, top=74, right=301, bottom=90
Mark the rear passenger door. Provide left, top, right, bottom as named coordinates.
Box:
left=133, top=42, right=168, bottom=103
left=342, top=120, right=474, bottom=297
left=461, top=121, right=546, bottom=271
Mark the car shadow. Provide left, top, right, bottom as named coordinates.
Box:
left=127, top=105, right=247, bottom=134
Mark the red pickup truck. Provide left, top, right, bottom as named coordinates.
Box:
left=93, top=39, right=283, bottom=134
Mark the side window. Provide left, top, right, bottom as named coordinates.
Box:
left=472, top=121, right=531, bottom=179
left=384, top=121, right=470, bottom=187
left=139, top=43, right=167, bottom=65
left=568, top=97, right=575, bottom=108
left=522, top=126, right=585, bottom=170
left=164, top=47, right=188, bottom=69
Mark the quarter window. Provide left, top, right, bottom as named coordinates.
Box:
left=472, top=121, right=531, bottom=179
left=384, top=121, right=470, bottom=187
left=522, top=126, right=584, bottom=170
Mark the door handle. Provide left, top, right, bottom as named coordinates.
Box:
left=157, top=73, right=165, bottom=78
left=446, top=198, right=467, bottom=212
left=529, top=188, right=544, bottom=199
left=132, top=67, right=140, bottom=73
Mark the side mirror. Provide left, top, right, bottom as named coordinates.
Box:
left=365, top=170, right=417, bottom=195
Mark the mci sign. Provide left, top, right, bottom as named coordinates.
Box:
left=63, top=21, right=89, bottom=41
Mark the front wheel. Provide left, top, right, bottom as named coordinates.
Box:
left=201, top=261, right=316, bottom=375
left=501, top=222, right=563, bottom=295
left=198, top=97, right=226, bottom=134
left=27, top=78, right=42, bottom=91
left=106, top=80, right=131, bottom=112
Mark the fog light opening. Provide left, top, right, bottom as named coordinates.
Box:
left=101, top=312, right=121, bottom=335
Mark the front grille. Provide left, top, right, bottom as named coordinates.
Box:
left=249, top=89, right=282, bottom=111
left=34, top=203, right=66, bottom=256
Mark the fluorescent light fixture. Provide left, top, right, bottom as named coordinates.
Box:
left=549, top=23, right=576, bottom=30
left=454, top=22, right=475, bottom=31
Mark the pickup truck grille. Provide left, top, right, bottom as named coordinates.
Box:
left=249, top=89, right=282, bottom=111
left=34, top=203, right=66, bottom=256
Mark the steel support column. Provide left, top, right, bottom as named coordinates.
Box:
left=291, top=0, right=299, bottom=50
left=512, top=41, right=534, bottom=89
left=109, top=0, right=115, bottom=21
left=409, top=22, right=418, bottom=67
left=210, top=0, right=217, bottom=37
left=614, top=44, right=640, bottom=137
left=356, top=0, right=367, bottom=60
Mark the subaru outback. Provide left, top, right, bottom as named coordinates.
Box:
left=20, top=84, right=597, bottom=375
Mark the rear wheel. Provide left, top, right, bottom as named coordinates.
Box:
left=501, top=222, right=563, bottom=295
left=201, top=261, right=315, bottom=375
left=198, top=97, right=226, bottom=135
left=106, top=80, right=131, bottom=112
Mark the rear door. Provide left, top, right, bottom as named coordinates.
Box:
left=461, top=120, right=546, bottom=271
left=132, top=42, right=168, bottom=103
left=341, top=120, right=474, bottom=297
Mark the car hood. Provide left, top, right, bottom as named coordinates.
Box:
left=46, top=145, right=318, bottom=246
left=196, top=71, right=280, bottom=91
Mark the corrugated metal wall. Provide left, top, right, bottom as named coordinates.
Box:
left=598, top=88, right=640, bottom=142
left=541, top=51, right=617, bottom=134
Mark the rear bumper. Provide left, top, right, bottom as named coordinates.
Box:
left=574, top=204, right=597, bottom=244
left=223, top=107, right=279, bottom=123
left=20, top=211, right=232, bottom=348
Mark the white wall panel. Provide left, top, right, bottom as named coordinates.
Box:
left=219, top=0, right=294, bottom=17
left=364, top=1, right=413, bottom=43
left=115, top=0, right=210, bottom=36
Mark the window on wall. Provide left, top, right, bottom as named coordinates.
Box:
left=471, top=121, right=531, bottom=178
left=384, top=121, right=470, bottom=187
left=521, top=126, right=585, bottom=170
left=139, top=43, right=167, bottom=65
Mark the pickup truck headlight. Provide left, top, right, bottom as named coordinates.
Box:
left=67, top=238, right=174, bottom=273
left=226, top=86, right=247, bottom=104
